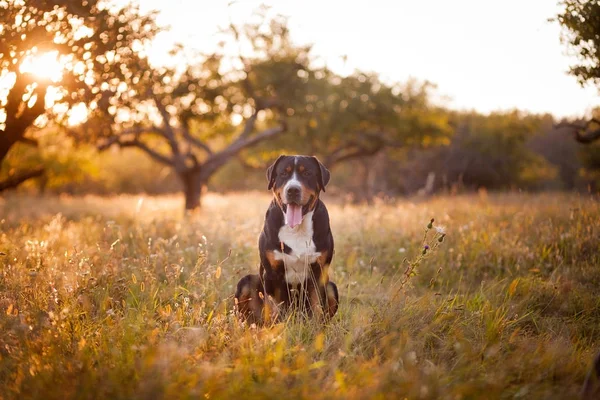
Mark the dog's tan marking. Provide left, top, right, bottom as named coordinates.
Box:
left=266, top=250, right=283, bottom=270
left=308, top=285, right=325, bottom=318
left=316, top=250, right=329, bottom=268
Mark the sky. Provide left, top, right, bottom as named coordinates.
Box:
left=140, top=0, right=599, bottom=118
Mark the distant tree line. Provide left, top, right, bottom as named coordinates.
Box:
left=1, top=1, right=600, bottom=209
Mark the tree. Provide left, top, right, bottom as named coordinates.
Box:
left=555, top=0, right=600, bottom=143
left=90, top=13, right=310, bottom=210
left=241, top=72, right=451, bottom=170
left=315, top=77, right=451, bottom=168
left=0, top=0, right=159, bottom=191
left=557, top=0, right=600, bottom=88
left=232, top=66, right=453, bottom=202
left=400, top=111, right=554, bottom=192
left=555, top=118, right=600, bottom=143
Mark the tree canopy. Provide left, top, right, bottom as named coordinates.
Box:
left=82, top=11, right=311, bottom=209
left=555, top=1, right=600, bottom=144
left=557, top=0, right=600, bottom=89
left=0, top=0, right=159, bottom=189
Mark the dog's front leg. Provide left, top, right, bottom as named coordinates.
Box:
left=263, top=273, right=289, bottom=323
left=305, top=269, right=328, bottom=319
left=306, top=264, right=338, bottom=319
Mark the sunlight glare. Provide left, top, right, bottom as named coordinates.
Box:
left=68, top=103, right=89, bottom=126
left=19, top=51, right=64, bottom=83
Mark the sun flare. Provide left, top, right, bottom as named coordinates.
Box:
left=19, top=51, right=64, bottom=83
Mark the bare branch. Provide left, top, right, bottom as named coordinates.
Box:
left=96, top=125, right=150, bottom=150
left=203, top=122, right=286, bottom=177
left=150, top=93, right=181, bottom=154
left=325, top=131, right=404, bottom=166
left=326, top=145, right=383, bottom=166
left=555, top=119, right=600, bottom=144
left=179, top=127, right=213, bottom=155
left=0, top=167, right=44, bottom=192
left=97, top=135, right=122, bottom=151
left=220, top=124, right=286, bottom=160
left=98, top=133, right=174, bottom=166
left=117, top=139, right=175, bottom=166
left=238, top=112, right=259, bottom=139
left=17, top=137, right=39, bottom=146
left=575, top=128, right=600, bottom=144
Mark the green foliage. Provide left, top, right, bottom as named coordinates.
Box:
left=451, top=111, right=554, bottom=188
left=0, top=128, right=98, bottom=191
left=0, top=0, right=159, bottom=147
left=575, top=109, right=600, bottom=188
left=0, top=193, right=597, bottom=398
left=262, top=73, right=452, bottom=167
left=388, top=111, right=559, bottom=193
left=75, top=10, right=316, bottom=210
left=556, top=0, right=600, bottom=89
left=578, top=141, right=600, bottom=188
left=120, top=11, right=311, bottom=142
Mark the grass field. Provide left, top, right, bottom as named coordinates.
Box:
left=0, top=192, right=599, bottom=399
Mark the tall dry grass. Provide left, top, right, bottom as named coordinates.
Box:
left=0, top=192, right=598, bottom=399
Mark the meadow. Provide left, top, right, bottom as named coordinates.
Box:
left=0, top=192, right=599, bottom=399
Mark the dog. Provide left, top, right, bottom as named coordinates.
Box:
left=234, top=155, right=339, bottom=324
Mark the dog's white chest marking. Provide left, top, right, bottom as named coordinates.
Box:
left=274, top=211, right=320, bottom=285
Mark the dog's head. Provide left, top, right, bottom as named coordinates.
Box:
left=266, top=155, right=330, bottom=228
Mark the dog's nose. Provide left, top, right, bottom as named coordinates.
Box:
left=286, top=186, right=301, bottom=199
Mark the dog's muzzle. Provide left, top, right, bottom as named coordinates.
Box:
left=285, top=185, right=301, bottom=204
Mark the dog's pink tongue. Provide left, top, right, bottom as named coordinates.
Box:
left=285, top=204, right=303, bottom=228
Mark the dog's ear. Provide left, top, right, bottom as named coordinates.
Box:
left=311, top=156, right=330, bottom=192
left=266, top=155, right=286, bottom=190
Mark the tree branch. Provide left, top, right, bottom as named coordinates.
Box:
left=124, top=140, right=175, bottom=165
left=179, top=127, right=213, bottom=155
left=150, top=93, right=181, bottom=154
left=98, top=134, right=175, bottom=166
left=203, top=122, right=287, bottom=177
left=17, top=137, right=39, bottom=146
left=96, top=126, right=147, bottom=150
left=575, top=128, right=600, bottom=144
left=325, top=132, right=391, bottom=166
left=119, top=140, right=175, bottom=166
left=238, top=112, right=259, bottom=139
left=555, top=119, right=600, bottom=144
left=0, top=167, right=45, bottom=192
left=326, top=145, right=383, bottom=167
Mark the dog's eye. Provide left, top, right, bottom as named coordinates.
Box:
left=303, top=171, right=312, bottom=177
left=280, top=171, right=289, bottom=178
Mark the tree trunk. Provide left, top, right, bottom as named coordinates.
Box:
left=179, top=168, right=205, bottom=211
left=360, top=158, right=374, bottom=204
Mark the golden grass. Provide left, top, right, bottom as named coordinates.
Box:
left=0, top=192, right=599, bottom=399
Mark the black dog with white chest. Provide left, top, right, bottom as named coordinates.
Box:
left=235, top=155, right=339, bottom=323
